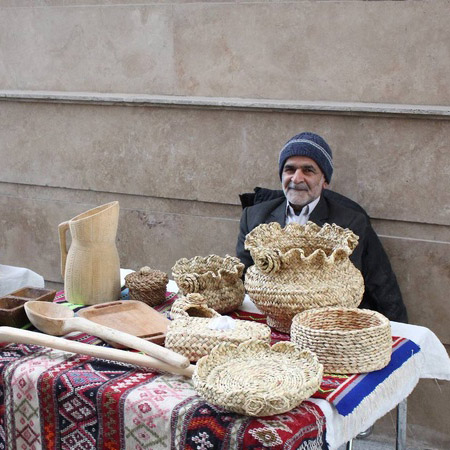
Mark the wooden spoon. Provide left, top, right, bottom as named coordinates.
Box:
left=0, top=326, right=194, bottom=377
left=24, top=301, right=189, bottom=369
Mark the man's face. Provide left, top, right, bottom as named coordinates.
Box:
left=281, top=156, right=328, bottom=210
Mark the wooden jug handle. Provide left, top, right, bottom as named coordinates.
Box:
left=58, top=221, right=70, bottom=278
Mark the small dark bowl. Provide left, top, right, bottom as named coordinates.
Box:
left=0, top=297, right=29, bottom=327
left=0, top=286, right=56, bottom=328
left=7, top=287, right=56, bottom=303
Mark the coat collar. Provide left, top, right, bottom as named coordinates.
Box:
left=268, top=198, right=287, bottom=226
left=309, top=194, right=329, bottom=226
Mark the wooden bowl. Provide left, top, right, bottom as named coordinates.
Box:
left=0, top=286, right=56, bottom=328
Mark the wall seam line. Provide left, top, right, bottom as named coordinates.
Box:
left=1, top=90, right=449, bottom=119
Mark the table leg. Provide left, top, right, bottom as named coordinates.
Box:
left=345, top=439, right=353, bottom=450
left=396, top=399, right=407, bottom=450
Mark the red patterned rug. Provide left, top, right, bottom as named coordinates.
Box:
left=0, top=290, right=328, bottom=449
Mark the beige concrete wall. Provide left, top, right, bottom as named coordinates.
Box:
left=1, top=0, right=449, bottom=446
left=1, top=1, right=449, bottom=105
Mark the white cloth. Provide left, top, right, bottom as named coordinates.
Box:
left=208, top=316, right=236, bottom=330
left=285, top=195, right=320, bottom=225
left=310, top=321, right=450, bottom=449
left=120, top=268, right=135, bottom=288
left=0, top=264, right=45, bottom=296
left=389, top=321, right=450, bottom=380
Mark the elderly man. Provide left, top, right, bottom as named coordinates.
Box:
left=236, top=131, right=408, bottom=323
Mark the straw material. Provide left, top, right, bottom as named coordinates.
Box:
left=244, top=221, right=365, bottom=332
left=125, top=266, right=168, bottom=307
left=291, top=307, right=392, bottom=374
left=165, top=294, right=271, bottom=362
left=172, top=254, right=245, bottom=314
left=193, top=339, right=323, bottom=416
left=169, top=293, right=220, bottom=320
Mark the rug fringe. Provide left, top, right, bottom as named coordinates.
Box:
left=337, top=351, right=424, bottom=446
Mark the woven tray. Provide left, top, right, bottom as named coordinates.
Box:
left=193, top=340, right=323, bottom=416
left=291, top=307, right=392, bottom=374
left=172, top=254, right=245, bottom=314
left=244, top=222, right=365, bottom=333
left=165, top=294, right=271, bottom=361
left=125, top=266, right=168, bottom=307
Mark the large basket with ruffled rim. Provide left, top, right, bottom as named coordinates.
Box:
left=291, top=307, right=392, bottom=373
left=172, top=254, right=245, bottom=314
left=193, top=339, right=323, bottom=416
left=244, top=221, right=364, bottom=333
left=166, top=294, right=271, bottom=361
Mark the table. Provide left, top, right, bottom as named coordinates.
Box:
left=238, top=295, right=450, bottom=449
left=0, top=292, right=449, bottom=450
left=310, top=321, right=450, bottom=449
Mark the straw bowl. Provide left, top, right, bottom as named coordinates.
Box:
left=193, top=339, right=323, bottom=416
left=291, top=307, right=392, bottom=374
left=172, top=254, right=245, bottom=314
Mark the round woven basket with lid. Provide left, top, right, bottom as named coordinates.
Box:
left=172, top=254, right=245, bottom=314
left=244, top=221, right=365, bottom=332
left=125, top=266, right=168, bottom=307
left=291, top=307, right=392, bottom=374
left=193, top=339, right=323, bottom=416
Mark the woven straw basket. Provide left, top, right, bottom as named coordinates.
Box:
left=193, top=339, right=323, bottom=416
left=125, top=266, right=168, bottom=307
left=244, top=221, right=365, bottom=332
left=169, top=293, right=219, bottom=320
left=165, top=294, right=271, bottom=362
left=291, top=307, right=392, bottom=374
left=172, top=254, right=245, bottom=314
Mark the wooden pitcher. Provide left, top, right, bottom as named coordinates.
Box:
left=59, top=201, right=121, bottom=305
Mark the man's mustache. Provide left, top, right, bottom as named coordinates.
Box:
left=287, top=182, right=309, bottom=191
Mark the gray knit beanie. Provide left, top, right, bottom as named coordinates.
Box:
left=278, top=132, right=333, bottom=183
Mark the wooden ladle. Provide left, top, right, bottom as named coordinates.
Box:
left=24, top=301, right=189, bottom=369
left=0, top=326, right=194, bottom=378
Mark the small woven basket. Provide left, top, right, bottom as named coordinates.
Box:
left=169, top=293, right=220, bottom=320
left=165, top=294, right=271, bottom=362
left=193, top=339, right=323, bottom=416
left=244, top=222, right=365, bottom=332
left=172, top=254, right=245, bottom=314
left=291, top=307, right=392, bottom=374
left=125, top=266, right=168, bottom=307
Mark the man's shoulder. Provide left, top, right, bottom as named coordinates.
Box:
left=321, top=194, right=370, bottom=235
left=242, top=196, right=286, bottom=229
left=323, top=190, right=369, bottom=218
